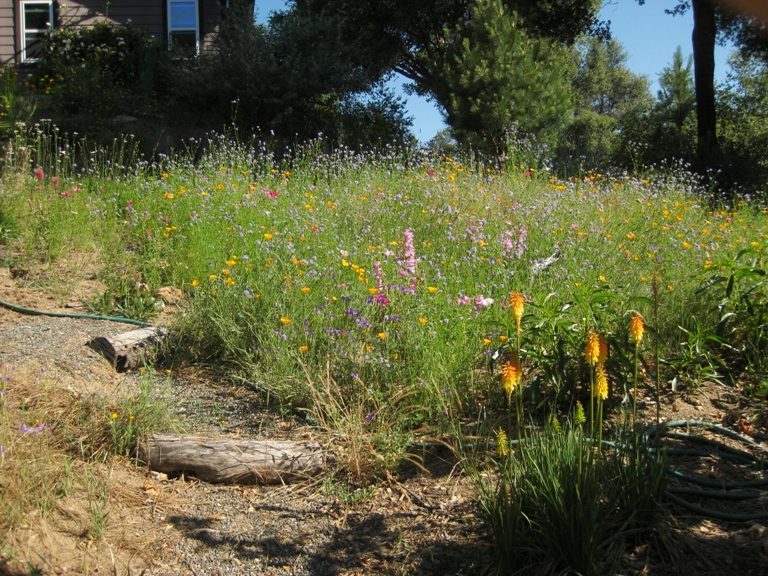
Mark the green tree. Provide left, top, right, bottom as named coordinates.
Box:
left=286, top=0, right=607, bottom=159
left=561, top=36, right=652, bottom=169
left=433, top=0, right=572, bottom=158
left=657, top=46, right=696, bottom=130
left=620, top=46, right=697, bottom=171
left=717, top=52, right=768, bottom=190
left=637, top=0, right=767, bottom=172
left=170, top=6, right=413, bottom=147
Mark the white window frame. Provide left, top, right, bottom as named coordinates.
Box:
left=167, top=0, right=200, bottom=55
left=20, top=0, right=54, bottom=63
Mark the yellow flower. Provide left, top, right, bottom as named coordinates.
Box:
left=110, top=413, right=119, bottom=420
left=342, top=259, right=350, bottom=267
left=418, top=317, right=428, bottom=324
left=574, top=401, right=586, bottom=426
left=510, top=291, right=525, bottom=331
left=499, top=335, right=508, bottom=343
left=264, top=233, right=273, bottom=240
left=500, top=350, right=522, bottom=397
left=594, top=364, right=609, bottom=400
left=209, top=274, right=217, bottom=281
left=585, top=331, right=600, bottom=367
left=225, top=277, right=235, bottom=285
left=427, top=286, right=438, bottom=294
left=301, top=287, right=310, bottom=294
left=300, top=345, right=309, bottom=353
left=191, top=279, right=200, bottom=287
left=483, top=338, right=492, bottom=346
left=630, top=314, right=644, bottom=345
left=280, top=317, right=292, bottom=325
left=378, top=332, right=387, bottom=340
left=368, top=287, right=380, bottom=295
left=495, top=428, right=508, bottom=458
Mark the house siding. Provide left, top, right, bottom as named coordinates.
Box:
left=0, top=0, right=16, bottom=65
left=0, top=0, right=223, bottom=66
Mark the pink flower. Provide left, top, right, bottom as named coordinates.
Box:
left=51, top=176, right=59, bottom=188
left=33, top=168, right=44, bottom=181
left=457, top=295, right=472, bottom=306
left=474, top=295, right=494, bottom=310
left=374, top=293, right=390, bottom=306
left=373, top=260, right=384, bottom=289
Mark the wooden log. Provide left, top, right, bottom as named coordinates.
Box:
left=87, top=326, right=168, bottom=371
left=138, top=434, right=325, bottom=485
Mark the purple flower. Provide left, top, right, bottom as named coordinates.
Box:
left=365, top=413, right=377, bottom=420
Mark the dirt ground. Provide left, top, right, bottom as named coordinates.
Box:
left=1, top=256, right=768, bottom=575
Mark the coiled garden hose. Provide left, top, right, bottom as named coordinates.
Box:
left=647, top=420, right=768, bottom=521
left=0, top=297, right=151, bottom=326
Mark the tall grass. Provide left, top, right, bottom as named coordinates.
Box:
left=0, top=364, right=176, bottom=542
left=476, top=424, right=668, bottom=575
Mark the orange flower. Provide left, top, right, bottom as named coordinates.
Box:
left=630, top=314, right=644, bottom=345
left=510, top=291, right=525, bottom=331
left=501, top=350, right=522, bottom=397
left=585, top=331, right=600, bottom=367
left=598, top=333, right=608, bottom=364
left=594, top=364, right=609, bottom=400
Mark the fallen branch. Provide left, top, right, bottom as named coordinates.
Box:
left=138, top=433, right=325, bottom=484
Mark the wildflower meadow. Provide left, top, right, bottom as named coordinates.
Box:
left=2, top=127, right=768, bottom=573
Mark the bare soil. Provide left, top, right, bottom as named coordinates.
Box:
left=1, top=257, right=768, bottom=575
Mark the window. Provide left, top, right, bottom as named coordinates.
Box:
left=168, top=0, right=199, bottom=56
left=20, top=1, right=54, bottom=62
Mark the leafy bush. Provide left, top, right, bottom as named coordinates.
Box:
left=30, top=21, right=167, bottom=118
left=0, top=67, right=36, bottom=140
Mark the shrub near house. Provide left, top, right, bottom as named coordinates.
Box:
left=28, top=21, right=166, bottom=117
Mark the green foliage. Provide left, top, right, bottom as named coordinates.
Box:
left=435, top=0, right=572, bottom=158
left=696, top=248, right=768, bottom=373
left=0, top=67, right=36, bottom=139
left=558, top=37, right=653, bottom=171
left=108, top=374, right=177, bottom=456
left=30, top=21, right=167, bottom=118
left=475, top=424, right=667, bottom=575
left=170, top=10, right=412, bottom=148
left=717, top=52, right=768, bottom=192
left=84, top=285, right=159, bottom=324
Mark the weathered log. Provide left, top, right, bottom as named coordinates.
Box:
left=138, top=434, right=325, bottom=484
left=87, top=326, right=168, bottom=371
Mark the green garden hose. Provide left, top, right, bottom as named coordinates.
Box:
left=647, top=420, right=768, bottom=521
left=0, top=297, right=151, bottom=326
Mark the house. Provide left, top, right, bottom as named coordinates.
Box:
left=0, top=0, right=255, bottom=65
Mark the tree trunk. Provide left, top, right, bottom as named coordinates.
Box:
left=139, top=434, right=325, bottom=484
left=692, top=0, right=719, bottom=163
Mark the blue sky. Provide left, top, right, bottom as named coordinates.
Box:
left=255, top=0, right=735, bottom=142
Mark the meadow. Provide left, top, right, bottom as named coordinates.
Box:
left=1, top=126, right=767, bottom=573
